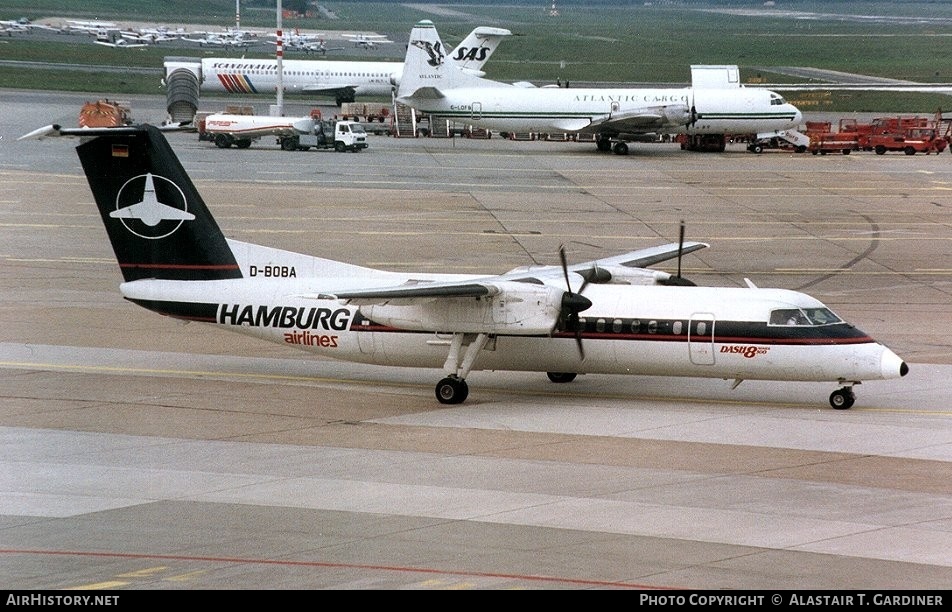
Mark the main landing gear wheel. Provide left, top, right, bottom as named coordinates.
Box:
left=547, top=372, right=578, bottom=383
left=612, top=141, right=629, bottom=155
left=829, top=387, right=856, bottom=410
left=436, top=377, right=469, bottom=404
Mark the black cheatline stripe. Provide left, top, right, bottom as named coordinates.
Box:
left=126, top=299, right=218, bottom=322
left=119, top=263, right=241, bottom=271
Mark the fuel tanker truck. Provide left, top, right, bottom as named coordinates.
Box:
left=200, top=112, right=368, bottom=152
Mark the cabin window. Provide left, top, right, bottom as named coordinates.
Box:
left=647, top=320, right=658, bottom=334
left=595, top=318, right=606, bottom=332
left=630, top=319, right=641, bottom=333
left=672, top=321, right=683, bottom=335
left=696, top=321, right=707, bottom=335
left=612, top=318, right=623, bottom=333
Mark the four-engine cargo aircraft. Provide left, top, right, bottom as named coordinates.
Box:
left=397, top=20, right=803, bottom=155
left=19, top=124, right=907, bottom=408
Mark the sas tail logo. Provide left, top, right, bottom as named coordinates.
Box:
left=452, top=46, right=489, bottom=63
left=111, top=173, right=195, bottom=239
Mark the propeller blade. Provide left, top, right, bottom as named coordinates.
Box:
left=659, top=219, right=696, bottom=286
left=677, top=219, right=685, bottom=279
left=558, top=244, right=590, bottom=360
left=559, top=244, right=571, bottom=291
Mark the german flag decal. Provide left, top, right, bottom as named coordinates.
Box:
left=111, top=143, right=129, bottom=158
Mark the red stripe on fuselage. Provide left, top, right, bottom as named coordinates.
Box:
left=217, top=73, right=254, bottom=94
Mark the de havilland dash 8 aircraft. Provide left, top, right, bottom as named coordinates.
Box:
left=397, top=20, right=803, bottom=155
left=165, top=26, right=512, bottom=106
left=21, top=125, right=908, bottom=409
left=20, top=124, right=907, bottom=409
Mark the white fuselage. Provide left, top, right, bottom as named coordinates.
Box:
left=119, top=271, right=905, bottom=386
left=400, top=85, right=801, bottom=136
left=198, top=57, right=400, bottom=97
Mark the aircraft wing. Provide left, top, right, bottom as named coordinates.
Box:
left=323, top=241, right=709, bottom=305
left=573, top=242, right=708, bottom=270
left=322, top=282, right=496, bottom=305
left=302, top=84, right=358, bottom=98
left=578, top=105, right=693, bottom=135
left=766, top=83, right=952, bottom=93
left=94, top=40, right=149, bottom=48
left=751, top=67, right=952, bottom=93
left=501, top=241, right=709, bottom=288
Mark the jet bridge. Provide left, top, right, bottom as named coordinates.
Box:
left=163, top=57, right=202, bottom=124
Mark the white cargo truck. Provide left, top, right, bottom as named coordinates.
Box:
left=279, top=118, right=368, bottom=152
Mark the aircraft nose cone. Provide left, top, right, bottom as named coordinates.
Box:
left=791, top=105, right=803, bottom=126
left=881, top=347, right=908, bottom=379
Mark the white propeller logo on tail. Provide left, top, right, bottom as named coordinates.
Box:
left=111, top=173, right=194, bottom=239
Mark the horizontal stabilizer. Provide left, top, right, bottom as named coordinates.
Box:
left=398, top=86, right=446, bottom=101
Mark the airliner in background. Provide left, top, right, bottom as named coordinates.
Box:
left=164, top=26, right=512, bottom=106
left=396, top=20, right=804, bottom=154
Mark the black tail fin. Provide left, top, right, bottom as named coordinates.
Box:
left=75, top=125, right=241, bottom=282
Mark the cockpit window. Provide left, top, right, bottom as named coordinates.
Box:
left=804, top=307, right=841, bottom=325
left=770, top=94, right=786, bottom=106
left=769, top=307, right=842, bottom=326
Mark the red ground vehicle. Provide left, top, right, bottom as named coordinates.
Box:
left=78, top=99, right=132, bottom=128
left=805, top=115, right=949, bottom=156
left=804, top=120, right=859, bottom=155
left=808, top=133, right=860, bottom=155
left=867, top=127, right=947, bottom=155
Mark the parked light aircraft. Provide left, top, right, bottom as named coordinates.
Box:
left=266, top=30, right=345, bottom=55
left=58, top=19, right=118, bottom=35
left=120, top=26, right=184, bottom=44
left=397, top=20, right=803, bottom=155
left=19, top=123, right=907, bottom=409
left=167, top=26, right=512, bottom=105
left=0, top=18, right=43, bottom=35
left=0, top=22, right=25, bottom=35
left=94, top=36, right=150, bottom=49
left=343, top=32, right=393, bottom=49
left=183, top=28, right=259, bottom=49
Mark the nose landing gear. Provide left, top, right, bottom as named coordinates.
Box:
left=830, top=385, right=856, bottom=410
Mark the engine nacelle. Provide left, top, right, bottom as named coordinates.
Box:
left=592, top=265, right=673, bottom=285
left=658, top=103, right=692, bottom=127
